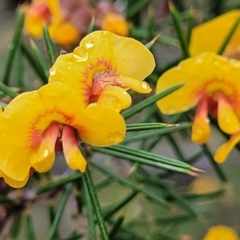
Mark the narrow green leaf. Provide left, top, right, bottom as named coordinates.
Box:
left=145, top=33, right=161, bottom=49
left=124, top=123, right=191, bottom=143
left=127, top=0, right=153, bottom=19
left=2, top=9, right=25, bottom=85
left=29, top=39, right=49, bottom=84
left=21, top=41, right=48, bottom=83
left=218, top=14, right=240, bottom=55
left=83, top=167, right=109, bottom=240
left=184, top=188, right=225, bottom=200
left=157, top=35, right=180, bottom=47
left=61, top=232, right=83, bottom=240
left=169, top=1, right=190, bottom=58
left=126, top=122, right=184, bottom=131
left=0, top=82, right=18, bottom=98
left=24, top=212, right=37, bottom=240
left=15, top=44, right=24, bottom=88
left=87, top=16, right=96, bottom=34
left=103, top=190, right=138, bottom=219
left=47, top=184, right=72, bottom=240
left=202, top=144, right=227, bottom=183
left=186, top=7, right=195, bottom=45
left=91, top=162, right=171, bottom=209
left=122, top=83, right=183, bottom=119
left=92, top=145, right=201, bottom=176
left=43, top=24, right=56, bottom=65
left=10, top=214, right=22, bottom=239
left=0, top=196, right=13, bottom=204
left=109, top=212, right=125, bottom=239
left=36, top=172, right=81, bottom=195
left=83, top=179, right=96, bottom=240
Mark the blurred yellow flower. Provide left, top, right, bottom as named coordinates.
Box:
left=156, top=52, right=240, bottom=163
left=24, top=0, right=79, bottom=46
left=49, top=31, right=155, bottom=111
left=101, top=13, right=128, bottom=36
left=203, top=225, right=239, bottom=240
left=0, top=82, right=126, bottom=188
left=190, top=10, right=240, bottom=58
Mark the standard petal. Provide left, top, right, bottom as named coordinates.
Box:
left=80, top=31, right=155, bottom=80
left=190, top=10, right=240, bottom=57
left=79, top=103, right=126, bottom=147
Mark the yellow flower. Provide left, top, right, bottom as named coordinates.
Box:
left=190, top=10, right=240, bottom=58
left=101, top=13, right=129, bottom=36
left=203, top=225, right=239, bottom=240
left=49, top=31, right=155, bottom=111
left=24, top=0, right=79, bottom=46
left=0, top=82, right=126, bottom=188
left=156, top=52, right=240, bottom=163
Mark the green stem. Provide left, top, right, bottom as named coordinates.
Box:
left=47, top=184, right=72, bottom=240
left=25, top=213, right=36, bottom=240
left=83, top=178, right=96, bottom=240
left=83, top=167, right=109, bottom=240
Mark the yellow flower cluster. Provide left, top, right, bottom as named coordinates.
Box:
left=156, top=11, right=240, bottom=163
left=24, top=0, right=129, bottom=46
left=0, top=31, right=155, bottom=188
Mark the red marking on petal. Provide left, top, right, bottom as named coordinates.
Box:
left=30, top=2, right=51, bottom=23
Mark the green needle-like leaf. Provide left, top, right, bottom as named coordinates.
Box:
left=126, top=122, right=184, bottom=131
left=91, top=161, right=171, bottom=209
left=83, top=179, right=96, bottom=240
left=127, top=0, right=153, bottom=19
left=43, top=24, right=56, bottom=65
left=109, top=211, right=125, bottom=239
left=36, top=172, right=81, bottom=195
left=92, top=145, right=201, bottom=176
left=83, top=167, right=109, bottom=240
left=169, top=1, right=190, bottom=58
left=24, top=213, right=37, bottom=240
left=47, top=184, right=72, bottom=240
left=124, top=123, right=191, bottom=143
left=122, top=83, right=183, bottom=119
left=2, top=9, right=25, bottom=85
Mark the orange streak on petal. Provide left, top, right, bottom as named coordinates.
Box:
left=214, top=132, right=240, bottom=163
left=192, top=98, right=211, bottom=144
left=30, top=122, right=59, bottom=172
left=62, top=125, right=87, bottom=172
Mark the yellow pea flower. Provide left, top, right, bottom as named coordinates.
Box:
left=0, top=82, right=126, bottom=188
left=101, top=13, right=129, bottom=36
left=24, top=0, right=79, bottom=46
left=49, top=31, right=155, bottom=111
left=156, top=52, right=240, bottom=163
left=203, top=225, right=239, bottom=240
left=190, top=10, right=240, bottom=58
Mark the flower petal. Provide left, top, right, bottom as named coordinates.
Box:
left=0, top=170, right=29, bottom=188
left=214, top=132, right=240, bottom=163
left=62, top=125, right=87, bottom=172
left=49, top=31, right=155, bottom=99
left=191, top=98, right=211, bottom=144
left=203, top=225, right=239, bottom=240
left=97, top=86, right=132, bottom=111
left=190, top=10, right=240, bottom=57
left=101, top=13, right=128, bottom=36
left=116, top=76, right=152, bottom=93
left=49, top=21, right=79, bottom=46
left=217, top=93, right=240, bottom=134
left=79, top=103, right=126, bottom=147
left=30, top=122, right=59, bottom=172
left=156, top=52, right=240, bottom=115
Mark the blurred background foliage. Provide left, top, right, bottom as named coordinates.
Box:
left=1, top=0, right=240, bottom=239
